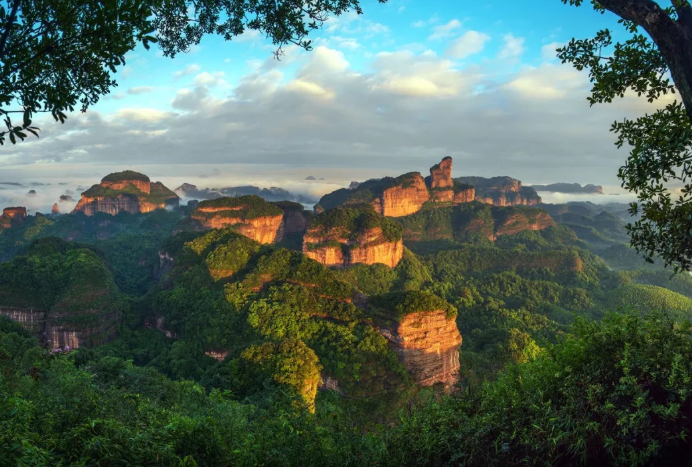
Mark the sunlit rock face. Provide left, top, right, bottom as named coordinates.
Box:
left=374, top=173, right=431, bottom=217
left=73, top=171, right=179, bottom=216
left=456, top=176, right=542, bottom=207
left=190, top=196, right=285, bottom=244
left=0, top=206, right=27, bottom=228
left=304, top=226, right=404, bottom=268
left=427, top=157, right=455, bottom=203
left=381, top=310, right=462, bottom=388
left=302, top=206, right=404, bottom=268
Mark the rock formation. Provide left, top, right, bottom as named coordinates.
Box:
left=317, top=172, right=431, bottom=217
left=0, top=206, right=27, bottom=228
left=317, top=157, right=541, bottom=218
left=73, top=171, right=179, bottom=216
left=303, top=206, right=404, bottom=268
left=374, top=292, right=462, bottom=388
left=427, top=157, right=455, bottom=202
left=398, top=203, right=555, bottom=243
left=0, top=240, right=122, bottom=350
left=190, top=195, right=285, bottom=244
left=456, top=176, right=542, bottom=206
left=51, top=203, right=59, bottom=214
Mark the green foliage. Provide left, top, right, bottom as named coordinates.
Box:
left=386, top=311, right=692, bottom=466
left=370, top=290, right=457, bottom=321
left=195, top=195, right=284, bottom=219
left=558, top=1, right=692, bottom=273
left=309, top=205, right=403, bottom=243
left=101, top=170, right=150, bottom=182
left=607, top=284, right=692, bottom=313
left=317, top=172, right=422, bottom=210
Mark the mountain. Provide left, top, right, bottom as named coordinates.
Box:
left=0, top=206, right=26, bottom=229
left=317, top=158, right=538, bottom=217
left=175, top=183, right=317, bottom=204
left=530, top=182, right=603, bottom=194
left=303, top=205, right=404, bottom=268
left=0, top=237, right=124, bottom=349
left=74, top=171, right=179, bottom=215
left=189, top=195, right=285, bottom=244
left=455, top=175, right=542, bottom=206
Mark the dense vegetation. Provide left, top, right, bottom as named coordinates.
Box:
left=3, top=196, right=692, bottom=465
left=316, top=172, right=423, bottom=211
left=308, top=205, right=403, bottom=242
left=194, top=195, right=284, bottom=219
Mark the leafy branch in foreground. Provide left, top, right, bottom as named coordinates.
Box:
left=559, top=0, right=692, bottom=272
left=0, top=0, right=386, bottom=145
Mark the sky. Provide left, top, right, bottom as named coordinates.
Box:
left=0, top=0, right=676, bottom=212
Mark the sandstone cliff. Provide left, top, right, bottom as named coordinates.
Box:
left=303, top=206, right=404, bottom=268
left=73, top=171, right=179, bottom=216
left=317, top=172, right=430, bottom=217
left=190, top=195, right=285, bottom=244
left=0, top=206, right=27, bottom=228
left=456, top=176, right=542, bottom=206
left=372, top=291, right=462, bottom=388
left=316, top=157, right=541, bottom=218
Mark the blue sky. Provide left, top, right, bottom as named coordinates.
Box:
left=0, top=0, right=673, bottom=212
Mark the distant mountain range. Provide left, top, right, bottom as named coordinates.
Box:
left=530, top=182, right=603, bottom=194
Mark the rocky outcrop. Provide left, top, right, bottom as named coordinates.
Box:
left=456, top=176, right=542, bottom=207
left=316, top=172, right=430, bottom=218
left=375, top=173, right=430, bottom=216
left=381, top=309, right=462, bottom=388
left=398, top=202, right=556, bottom=243
left=303, top=207, right=404, bottom=268
left=190, top=195, right=285, bottom=244
left=494, top=210, right=555, bottom=238
left=427, top=157, right=455, bottom=203
left=73, top=171, right=179, bottom=216
left=51, top=203, right=60, bottom=214
left=205, top=350, right=229, bottom=361
left=0, top=305, right=118, bottom=350
left=274, top=201, right=310, bottom=236
left=0, top=206, right=27, bottom=228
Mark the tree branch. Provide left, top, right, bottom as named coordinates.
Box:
left=0, top=0, right=20, bottom=59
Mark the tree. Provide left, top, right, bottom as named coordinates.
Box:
left=0, top=0, right=385, bottom=145
left=558, top=0, right=692, bottom=272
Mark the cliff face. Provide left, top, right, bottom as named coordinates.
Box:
left=381, top=310, right=462, bottom=388
left=304, top=226, right=404, bottom=268
left=190, top=196, right=285, bottom=244
left=494, top=210, right=555, bottom=238
left=73, top=172, right=179, bottom=216
left=375, top=174, right=430, bottom=217
left=456, top=176, right=542, bottom=207
left=427, top=157, right=455, bottom=203
left=0, top=206, right=27, bottom=228
left=303, top=207, right=404, bottom=268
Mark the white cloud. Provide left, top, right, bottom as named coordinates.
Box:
left=498, top=34, right=525, bottom=59
left=114, top=108, right=175, bottom=122
left=127, top=86, right=155, bottom=95
left=447, top=31, right=491, bottom=59
left=174, top=64, right=201, bottom=78
left=193, top=71, right=228, bottom=87
left=285, top=80, right=335, bottom=99
left=120, top=66, right=133, bottom=78
left=428, top=19, right=461, bottom=40
left=541, top=41, right=564, bottom=61
left=412, top=15, right=439, bottom=28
